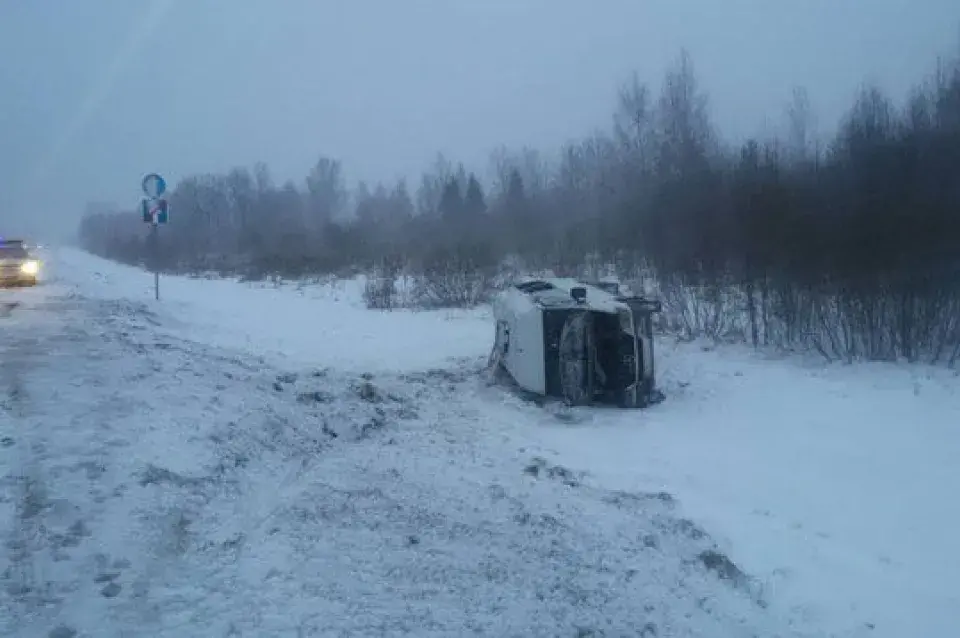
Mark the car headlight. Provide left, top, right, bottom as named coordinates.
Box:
left=20, top=260, right=39, bottom=275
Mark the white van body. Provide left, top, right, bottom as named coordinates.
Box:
left=489, top=278, right=662, bottom=408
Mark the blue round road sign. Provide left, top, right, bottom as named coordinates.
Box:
left=142, top=173, right=167, bottom=198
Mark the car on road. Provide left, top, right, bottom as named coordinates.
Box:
left=0, top=239, right=40, bottom=287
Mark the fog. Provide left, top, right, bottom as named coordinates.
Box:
left=1, top=0, right=958, bottom=240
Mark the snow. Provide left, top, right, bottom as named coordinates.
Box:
left=57, top=249, right=492, bottom=375
left=2, top=247, right=959, bottom=637
left=475, top=342, right=960, bottom=636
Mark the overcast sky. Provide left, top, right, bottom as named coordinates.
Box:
left=1, top=1, right=958, bottom=240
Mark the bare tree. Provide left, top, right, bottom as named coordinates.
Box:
left=305, top=156, right=347, bottom=229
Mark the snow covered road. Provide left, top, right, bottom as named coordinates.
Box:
left=0, top=252, right=807, bottom=637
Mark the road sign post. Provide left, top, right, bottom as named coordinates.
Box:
left=149, top=223, right=159, bottom=300
left=140, top=173, right=169, bottom=300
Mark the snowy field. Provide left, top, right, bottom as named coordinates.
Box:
left=1, top=248, right=958, bottom=637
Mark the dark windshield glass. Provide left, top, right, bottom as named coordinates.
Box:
left=0, top=245, right=28, bottom=258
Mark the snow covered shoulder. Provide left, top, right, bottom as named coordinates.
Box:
left=1, top=269, right=800, bottom=636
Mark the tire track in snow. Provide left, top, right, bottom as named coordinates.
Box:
left=0, top=296, right=74, bottom=634
left=0, top=291, right=180, bottom=637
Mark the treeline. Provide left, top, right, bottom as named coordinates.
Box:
left=79, top=48, right=960, bottom=364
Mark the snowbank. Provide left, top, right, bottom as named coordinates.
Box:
left=52, top=248, right=492, bottom=374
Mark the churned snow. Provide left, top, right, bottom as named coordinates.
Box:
left=1, top=246, right=958, bottom=637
